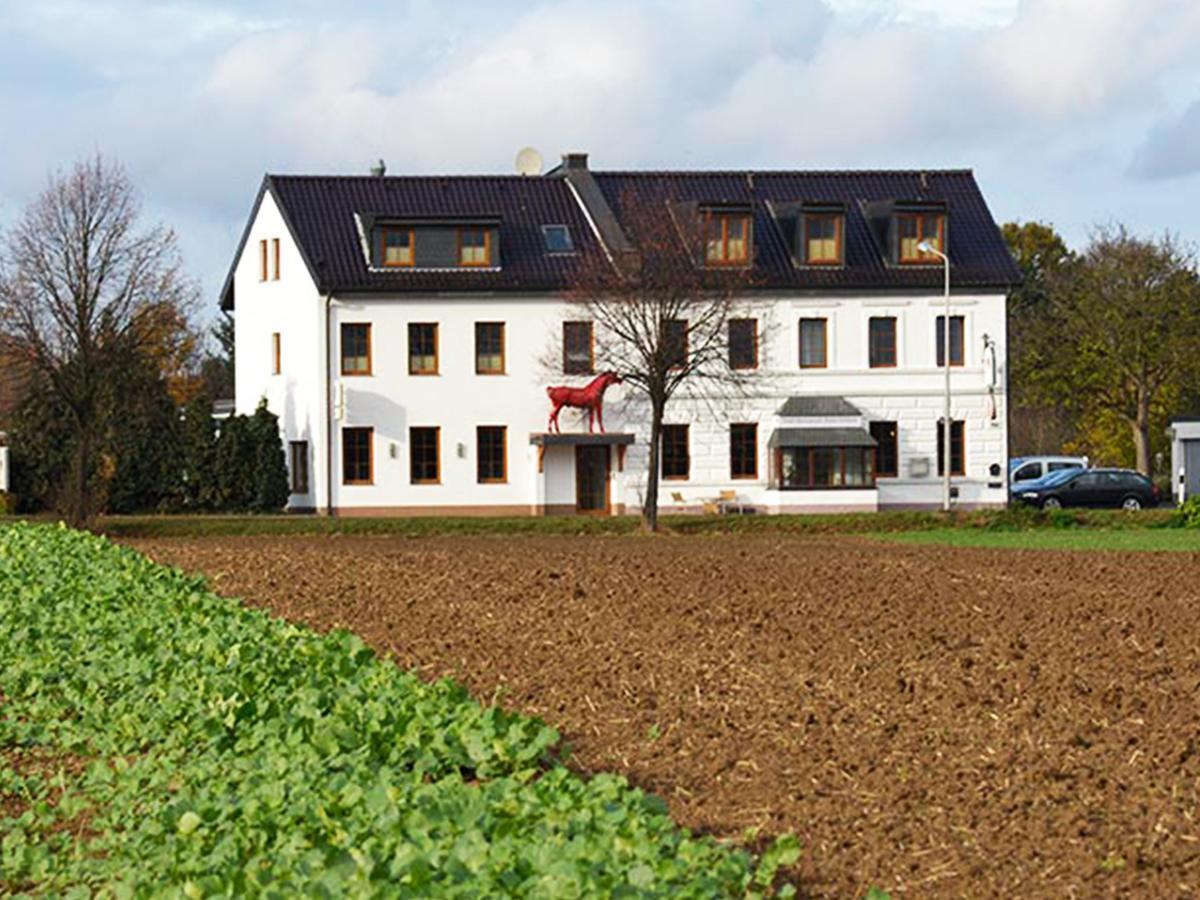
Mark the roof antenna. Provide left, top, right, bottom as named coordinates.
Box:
left=370, top=159, right=386, bottom=177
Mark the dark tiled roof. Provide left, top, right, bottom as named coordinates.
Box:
left=593, top=170, right=1021, bottom=290
left=777, top=396, right=863, bottom=417
left=222, top=168, right=1019, bottom=308
left=768, top=427, right=877, bottom=448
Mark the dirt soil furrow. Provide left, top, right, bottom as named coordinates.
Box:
left=126, top=534, right=1200, bottom=898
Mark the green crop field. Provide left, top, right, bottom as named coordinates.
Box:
left=0, top=523, right=797, bottom=897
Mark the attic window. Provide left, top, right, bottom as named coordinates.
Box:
left=458, top=228, right=491, bottom=267
left=898, top=213, right=944, bottom=264
left=381, top=227, right=414, bottom=267
left=542, top=224, right=574, bottom=253
left=804, top=214, right=843, bottom=265
left=703, top=211, right=751, bottom=266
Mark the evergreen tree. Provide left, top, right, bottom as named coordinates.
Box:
left=214, top=413, right=257, bottom=512
left=250, top=399, right=289, bottom=513
left=106, top=357, right=184, bottom=514
left=180, top=393, right=217, bottom=510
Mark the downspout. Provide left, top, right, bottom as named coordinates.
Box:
left=324, top=291, right=335, bottom=517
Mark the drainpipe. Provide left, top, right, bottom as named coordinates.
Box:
left=324, top=291, right=336, bottom=517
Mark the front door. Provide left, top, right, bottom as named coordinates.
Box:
left=575, top=445, right=610, bottom=514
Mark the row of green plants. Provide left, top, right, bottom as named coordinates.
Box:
left=7, top=387, right=288, bottom=516
left=0, top=523, right=799, bottom=896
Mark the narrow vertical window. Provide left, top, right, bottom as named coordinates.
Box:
left=664, top=319, right=688, bottom=369
left=661, top=424, right=690, bottom=480
left=408, top=323, right=438, bottom=375
left=477, top=426, right=506, bottom=483
left=458, top=228, right=491, bottom=267
left=799, top=318, right=828, bottom=368
left=289, top=441, right=309, bottom=494
left=936, top=419, right=965, bottom=476
left=271, top=238, right=281, bottom=280
left=869, top=421, right=898, bottom=477
left=258, top=239, right=268, bottom=281
left=563, top=321, right=594, bottom=374
left=868, top=317, right=897, bottom=368
left=271, top=332, right=281, bottom=375
left=728, top=318, right=757, bottom=370
left=381, top=227, right=414, bottom=267
left=340, top=323, right=372, bottom=375
left=410, top=427, right=440, bottom=483
left=805, top=215, right=842, bottom=264
left=936, top=315, right=965, bottom=367
left=730, top=423, right=758, bottom=479
left=342, top=427, right=373, bottom=485
left=475, top=322, right=505, bottom=374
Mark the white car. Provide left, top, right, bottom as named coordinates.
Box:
left=1009, top=455, right=1089, bottom=486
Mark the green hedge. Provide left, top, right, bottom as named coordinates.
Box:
left=0, top=523, right=795, bottom=897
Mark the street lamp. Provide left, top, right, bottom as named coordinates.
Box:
left=918, top=238, right=952, bottom=513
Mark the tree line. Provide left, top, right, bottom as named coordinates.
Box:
left=0, top=155, right=288, bottom=522
left=1004, top=223, right=1200, bottom=479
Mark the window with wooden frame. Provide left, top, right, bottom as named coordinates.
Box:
left=475, top=322, right=505, bottom=375
left=935, top=315, right=965, bottom=367
left=258, top=239, right=268, bottom=281
left=476, top=426, right=506, bottom=483
left=799, top=318, right=827, bottom=368
left=341, top=427, right=373, bottom=485
left=898, top=213, right=945, bottom=263
left=288, top=441, right=309, bottom=494
left=340, top=323, right=372, bottom=375
left=936, top=419, right=965, bottom=476
left=271, top=332, right=281, bottom=375
left=868, top=317, right=897, bottom=368
left=408, top=323, right=438, bottom=375
left=380, top=227, right=414, bottom=267
left=776, top=446, right=875, bottom=489
left=458, top=228, right=491, bottom=267
left=730, top=423, right=758, bottom=479
left=664, top=319, right=688, bottom=369
left=271, top=238, right=281, bottom=280
left=563, top=321, right=594, bottom=375
left=703, top=212, right=751, bottom=266
left=410, top=426, right=440, bottom=483
left=661, top=424, right=690, bottom=480
left=728, top=318, right=757, bottom=370
left=869, top=421, right=898, bottom=478
left=804, top=214, right=843, bottom=265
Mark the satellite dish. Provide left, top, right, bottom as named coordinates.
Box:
left=515, top=147, right=544, bottom=176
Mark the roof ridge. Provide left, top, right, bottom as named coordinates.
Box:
left=592, top=168, right=976, bottom=177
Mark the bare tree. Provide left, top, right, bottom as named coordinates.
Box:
left=567, top=190, right=759, bottom=531
left=0, top=155, right=195, bottom=524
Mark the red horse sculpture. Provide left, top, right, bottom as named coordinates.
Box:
left=546, top=371, right=622, bottom=434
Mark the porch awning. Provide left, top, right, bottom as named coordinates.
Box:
left=529, top=432, right=635, bottom=447
left=768, top=427, right=877, bottom=448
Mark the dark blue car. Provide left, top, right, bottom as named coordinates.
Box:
left=1013, top=468, right=1158, bottom=511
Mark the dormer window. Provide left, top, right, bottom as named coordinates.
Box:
left=898, top=213, right=944, bottom=264
left=542, top=224, right=574, bottom=253
left=804, top=214, right=843, bottom=265
left=381, top=227, right=414, bottom=267
left=458, top=228, right=491, bottom=267
left=703, top=211, right=751, bottom=266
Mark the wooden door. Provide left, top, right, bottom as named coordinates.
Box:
left=575, top=445, right=610, bottom=514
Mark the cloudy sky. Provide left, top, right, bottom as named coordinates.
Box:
left=3, top=0, right=1200, bottom=319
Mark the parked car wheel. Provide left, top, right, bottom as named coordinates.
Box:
left=1121, top=496, right=1142, bottom=511
left=1042, top=497, right=1062, bottom=510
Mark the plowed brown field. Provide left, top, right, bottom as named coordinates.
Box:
left=126, top=534, right=1200, bottom=898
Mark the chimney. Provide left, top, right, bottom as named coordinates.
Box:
left=562, top=152, right=589, bottom=171
left=370, top=159, right=386, bottom=177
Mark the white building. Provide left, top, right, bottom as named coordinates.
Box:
left=221, top=154, right=1019, bottom=516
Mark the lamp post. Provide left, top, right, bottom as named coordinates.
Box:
left=918, top=238, right=952, bottom=513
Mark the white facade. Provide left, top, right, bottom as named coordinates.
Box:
left=232, top=198, right=1009, bottom=515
